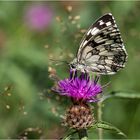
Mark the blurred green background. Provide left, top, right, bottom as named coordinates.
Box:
left=0, top=1, right=140, bottom=139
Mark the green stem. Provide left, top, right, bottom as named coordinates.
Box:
left=97, top=101, right=103, bottom=140
left=97, top=75, right=103, bottom=140
left=78, top=129, right=88, bottom=140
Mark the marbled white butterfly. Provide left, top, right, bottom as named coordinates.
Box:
left=70, top=13, right=128, bottom=75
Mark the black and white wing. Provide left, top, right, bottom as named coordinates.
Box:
left=77, top=13, right=127, bottom=74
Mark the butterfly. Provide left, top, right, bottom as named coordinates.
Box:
left=70, top=13, right=128, bottom=75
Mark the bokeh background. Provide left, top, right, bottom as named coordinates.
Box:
left=0, top=1, right=140, bottom=139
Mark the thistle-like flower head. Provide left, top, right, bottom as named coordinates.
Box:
left=55, top=70, right=102, bottom=103
left=24, top=4, right=53, bottom=31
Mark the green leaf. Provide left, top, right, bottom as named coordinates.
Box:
left=110, top=91, right=140, bottom=99
left=61, top=130, right=77, bottom=140
left=81, top=137, right=88, bottom=140
left=62, top=135, right=71, bottom=140
left=101, top=91, right=140, bottom=102
left=91, top=121, right=126, bottom=137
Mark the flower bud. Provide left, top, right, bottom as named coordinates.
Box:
left=63, top=104, right=94, bottom=130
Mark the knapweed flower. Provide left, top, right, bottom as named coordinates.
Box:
left=55, top=70, right=102, bottom=103
left=24, top=4, right=53, bottom=31
left=54, top=70, right=102, bottom=130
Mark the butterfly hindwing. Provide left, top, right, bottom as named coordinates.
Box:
left=76, top=13, right=127, bottom=74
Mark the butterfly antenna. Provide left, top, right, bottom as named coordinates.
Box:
left=49, top=58, right=69, bottom=66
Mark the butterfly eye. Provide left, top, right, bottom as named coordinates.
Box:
left=70, top=64, right=76, bottom=69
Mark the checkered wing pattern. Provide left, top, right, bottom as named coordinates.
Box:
left=76, top=13, right=127, bottom=74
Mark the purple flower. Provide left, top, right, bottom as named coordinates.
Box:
left=55, top=70, right=102, bottom=103
left=24, top=4, right=53, bottom=31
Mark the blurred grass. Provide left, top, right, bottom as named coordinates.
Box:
left=0, top=1, right=140, bottom=139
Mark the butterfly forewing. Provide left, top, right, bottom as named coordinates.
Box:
left=76, top=13, right=127, bottom=75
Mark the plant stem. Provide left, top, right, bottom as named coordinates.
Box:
left=97, top=101, right=103, bottom=140
left=78, top=129, right=88, bottom=140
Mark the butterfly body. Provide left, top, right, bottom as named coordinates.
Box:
left=70, top=13, right=128, bottom=75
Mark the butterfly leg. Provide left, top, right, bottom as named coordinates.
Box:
left=69, top=69, right=77, bottom=79
left=94, top=74, right=101, bottom=84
